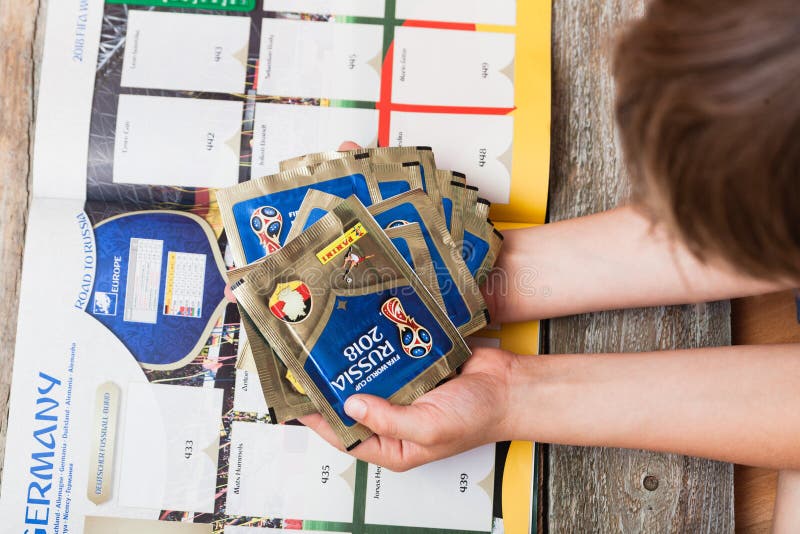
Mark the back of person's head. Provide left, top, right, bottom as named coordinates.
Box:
left=614, top=0, right=800, bottom=281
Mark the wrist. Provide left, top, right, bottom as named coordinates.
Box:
left=503, top=353, right=571, bottom=443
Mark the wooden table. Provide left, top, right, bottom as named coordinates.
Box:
left=0, top=0, right=735, bottom=530
left=546, top=1, right=734, bottom=531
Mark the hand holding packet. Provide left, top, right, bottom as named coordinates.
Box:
left=232, top=196, right=470, bottom=449
left=232, top=220, right=447, bottom=423
left=287, top=188, right=488, bottom=336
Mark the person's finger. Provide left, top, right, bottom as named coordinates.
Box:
left=344, top=395, right=442, bottom=445
left=338, top=141, right=362, bottom=151
left=348, top=434, right=432, bottom=472
left=224, top=284, right=237, bottom=303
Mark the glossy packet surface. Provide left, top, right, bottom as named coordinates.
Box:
left=361, top=147, right=442, bottom=216
left=288, top=190, right=446, bottom=312
left=462, top=212, right=504, bottom=285
left=239, top=218, right=447, bottom=381
left=218, top=155, right=381, bottom=266
left=369, top=190, right=488, bottom=336
left=233, top=196, right=470, bottom=449
left=476, top=197, right=491, bottom=221
left=229, top=264, right=317, bottom=423
left=436, top=169, right=466, bottom=239
left=448, top=178, right=467, bottom=248
left=281, top=147, right=442, bottom=216
left=373, top=161, right=424, bottom=200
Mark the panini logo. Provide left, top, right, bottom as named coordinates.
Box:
left=317, top=223, right=368, bottom=265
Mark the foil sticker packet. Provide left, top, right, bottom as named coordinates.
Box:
left=281, top=146, right=442, bottom=217
left=462, top=212, right=504, bottom=286
left=475, top=197, right=491, bottom=221
left=360, top=146, right=442, bottom=216
left=373, top=161, right=424, bottom=200
left=229, top=263, right=317, bottom=423
left=288, top=189, right=446, bottom=311
left=448, top=178, right=467, bottom=249
left=238, top=220, right=444, bottom=412
left=233, top=196, right=470, bottom=449
left=369, top=190, right=488, bottom=336
left=218, top=155, right=381, bottom=266
left=288, top=188, right=484, bottom=333
left=436, top=169, right=467, bottom=238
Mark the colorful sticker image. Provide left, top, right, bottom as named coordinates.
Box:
left=250, top=205, right=284, bottom=254
left=88, top=211, right=228, bottom=369
left=269, top=280, right=312, bottom=323
left=381, top=297, right=432, bottom=358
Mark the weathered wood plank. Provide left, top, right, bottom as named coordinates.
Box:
left=547, top=0, right=735, bottom=531
left=0, top=0, right=43, bottom=480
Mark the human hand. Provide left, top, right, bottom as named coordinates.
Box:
left=299, top=347, right=519, bottom=471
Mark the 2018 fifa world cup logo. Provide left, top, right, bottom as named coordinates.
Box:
left=250, top=206, right=283, bottom=254
left=381, top=297, right=432, bottom=358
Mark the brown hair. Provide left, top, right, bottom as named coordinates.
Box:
left=614, top=0, right=800, bottom=281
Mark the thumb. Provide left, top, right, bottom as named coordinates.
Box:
left=344, top=395, right=437, bottom=444
left=338, top=141, right=362, bottom=151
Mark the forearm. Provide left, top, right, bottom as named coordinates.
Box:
left=508, top=344, right=800, bottom=469
left=488, top=206, right=790, bottom=323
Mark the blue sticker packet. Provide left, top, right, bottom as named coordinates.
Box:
left=280, top=146, right=444, bottom=218
left=462, top=212, right=504, bottom=285
left=288, top=189, right=488, bottom=336
left=217, top=155, right=381, bottom=267
left=373, top=161, right=424, bottom=200
left=233, top=196, right=470, bottom=450
left=436, top=169, right=467, bottom=244
left=230, top=221, right=446, bottom=424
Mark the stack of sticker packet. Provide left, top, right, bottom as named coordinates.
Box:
left=217, top=147, right=503, bottom=450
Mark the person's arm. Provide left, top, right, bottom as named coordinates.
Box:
left=303, top=343, right=800, bottom=471
left=485, top=206, right=792, bottom=323
left=772, top=470, right=800, bottom=531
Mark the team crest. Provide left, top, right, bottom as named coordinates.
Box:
left=269, top=280, right=311, bottom=323
left=381, top=297, right=432, bottom=358
left=250, top=205, right=283, bottom=254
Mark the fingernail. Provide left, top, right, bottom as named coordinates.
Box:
left=345, top=398, right=367, bottom=419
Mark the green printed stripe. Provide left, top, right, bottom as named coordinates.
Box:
left=106, top=0, right=256, bottom=12
left=353, top=460, right=369, bottom=531
left=301, top=520, right=353, bottom=532
left=328, top=100, right=378, bottom=110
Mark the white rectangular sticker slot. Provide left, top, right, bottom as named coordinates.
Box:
left=118, top=383, right=223, bottom=513
left=258, top=18, right=383, bottom=101
left=226, top=422, right=356, bottom=522
left=124, top=237, right=163, bottom=324
left=113, top=95, right=243, bottom=188
left=396, top=0, right=517, bottom=26
left=264, top=0, right=385, bottom=17
left=390, top=111, right=514, bottom=204
left=233, top=369, right=270, bottom=414
left=122, top=11, right=250, bottom=94
left=392, top=26, right=516, bottom=108
left=251, top=103, right=378, bottom=177
left=365, top=445, right=496, bottom=531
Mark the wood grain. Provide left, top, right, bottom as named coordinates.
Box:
left=0, top=0, right=43, bottom=481
left=547, top=0, right=735, bottom=531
